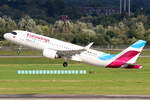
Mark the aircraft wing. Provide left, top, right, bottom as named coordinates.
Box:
left=57, top=42, right=93, bottom=58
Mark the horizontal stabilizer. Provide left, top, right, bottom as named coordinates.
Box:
left=121, top=63, right=142, bottom=69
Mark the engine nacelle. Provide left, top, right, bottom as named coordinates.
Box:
left=43, top=49, right=58, bottom=59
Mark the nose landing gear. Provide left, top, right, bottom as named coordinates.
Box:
left=63, top=58, right=68, bottom=67
left=17, top=46, right=22, bottom=55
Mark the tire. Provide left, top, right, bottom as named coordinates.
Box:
left=63, top=62, right=68, bottom=67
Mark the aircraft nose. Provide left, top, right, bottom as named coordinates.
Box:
left=3, top=33, right=9, bottom=40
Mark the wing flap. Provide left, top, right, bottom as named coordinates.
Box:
left=56, top=42, right=94, bottom=58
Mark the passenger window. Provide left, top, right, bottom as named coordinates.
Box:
left=11, top=32, right=17, bottom=35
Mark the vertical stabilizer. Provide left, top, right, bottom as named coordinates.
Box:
left=106, top=40, right=147, bottom=68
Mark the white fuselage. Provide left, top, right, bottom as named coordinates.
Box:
left=4, top=30, right=111, bottom=67
left=4, top=30, right=146, bottom=69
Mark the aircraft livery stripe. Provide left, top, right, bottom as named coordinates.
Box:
left=99, top=53, right=116, bottom=61
left=130, top=40, right=146, bottom=48
left=106, top=50, right=140, bottom=68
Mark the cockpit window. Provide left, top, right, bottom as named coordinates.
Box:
left=11, top=32, right=17, bottom=35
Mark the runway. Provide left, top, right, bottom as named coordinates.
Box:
left=0, top=95, right=150, bottom=100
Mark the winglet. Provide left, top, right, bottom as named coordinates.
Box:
left=84, top=42, right=94, bottom=50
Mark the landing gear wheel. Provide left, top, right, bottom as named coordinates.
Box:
left=17, top=46, right=22, bottom=56
left=63, top=62, right=68, bottom=67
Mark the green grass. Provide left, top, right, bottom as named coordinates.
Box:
left=0, top=57, right=150, bottom=94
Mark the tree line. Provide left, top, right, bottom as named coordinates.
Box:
left=1, top=15, right=150, bottom=46
left=0, top=0, right=150, bottom=23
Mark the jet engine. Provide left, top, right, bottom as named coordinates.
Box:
left=43, top=49, right=59, bottom=59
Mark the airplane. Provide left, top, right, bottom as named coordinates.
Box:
left=4, top=30, right=147, bottom=69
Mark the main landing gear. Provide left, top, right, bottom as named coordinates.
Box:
left=63, top=62, right=68, bottom=67
left=17, top=46, right=22, bottom=55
